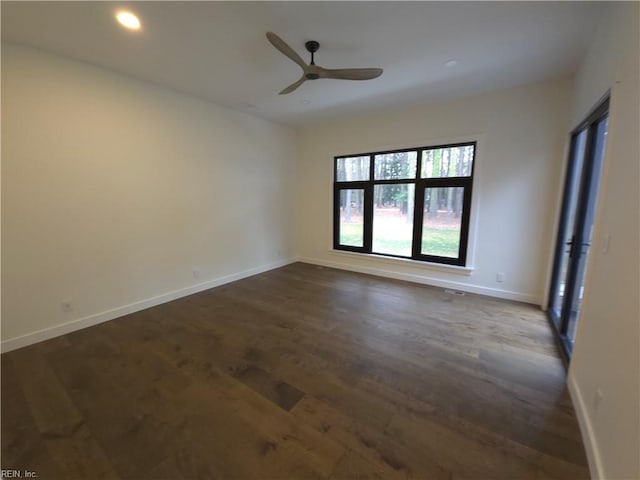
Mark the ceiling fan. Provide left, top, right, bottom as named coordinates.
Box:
left=266, top=32, right=383, bottom=95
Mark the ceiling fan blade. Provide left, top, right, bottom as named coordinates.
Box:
left=266, top=32, right=307, bottom=70
left=318, top=67, right=383, bottom=80
left=279, top=76, right=307, bottom=95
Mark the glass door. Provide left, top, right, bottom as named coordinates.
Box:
left=549, top=98, right=609, bottom=356
left=549, top=130, right=588, bottom=326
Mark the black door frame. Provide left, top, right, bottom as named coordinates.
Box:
left=548, top=94, right=609, bottom=359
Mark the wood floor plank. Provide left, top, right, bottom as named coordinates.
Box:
left=90, top=312, right=346, bottom=478
left=8, top=347, right=120, bottom=479
left=45, top=342, right=182, bottom=479
left=168, top=382, right=331, bottom=479
left=1, top=356, right=64, bottom=479
left=8, top=347, right=85, bottom=438
left=140, top=457, right=186, bottom=480
left=291, top=394, right=442, bottom=480
left=234, top=365, right=306, bottom=411
left=387, top=407, right=587, bottom=480
left=329, top=449, right=405, bottom=480
left=2, top=262, right=589, bottom=479
left=44, top=424, right=121, bottom=480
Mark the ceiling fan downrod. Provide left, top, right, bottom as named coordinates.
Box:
left=305, top=40, right=320, bottom=65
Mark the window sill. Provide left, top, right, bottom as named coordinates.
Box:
left=329, top=249, right=474, bottom=276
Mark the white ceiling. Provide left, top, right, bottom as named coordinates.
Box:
left=2, top=1, right=605, bottom=126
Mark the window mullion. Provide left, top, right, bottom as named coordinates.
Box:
left=411, top=150, right=424, bottom=259
left=412, top=179, right=425, bottom=258
left=369, top=154, right=375, bottom=182
left=458, top=182, right=473, bottom=264
left=364, top=182, right=373, bottom=252
left=333, top=185, right=339, bottom=250
left=360, top=154, right=373, bottom=253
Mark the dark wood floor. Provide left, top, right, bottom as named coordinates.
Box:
left=2, top=262, right=589, bottom=479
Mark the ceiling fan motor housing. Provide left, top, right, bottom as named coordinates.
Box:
left=305, top=40, right=320, bottom=53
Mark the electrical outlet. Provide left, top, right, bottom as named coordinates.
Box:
left=192, top=269, right=201, bottom=279
left=61, top=300, right=73, bottom=312
left=496, top=272, right=505, bottom=283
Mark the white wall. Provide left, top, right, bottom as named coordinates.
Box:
left=296, top=78, right=572, bottom=304
left=1, top=43, right=297, bottom=350
left=566, top=3, right=640, bottom=479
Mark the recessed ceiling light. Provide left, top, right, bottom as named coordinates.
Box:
left=116, top=11, right=141, bottom=31
left=444, top=60, right=459, bottom=68
left=299, top=99, right=311, bottom=105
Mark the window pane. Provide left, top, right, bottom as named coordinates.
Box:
left=339, top=189, right=365, bottom=247
left=336, top=156, right=370, bottom=182
left=422, top=187, right=464, bottom=257
left=421, top=145, right=474, bottom=178
left=374, top=151, right=417, bottom=180
left=372, top=184, right=414, bottom=256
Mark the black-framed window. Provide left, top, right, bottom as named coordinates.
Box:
left=334, top=142, right=476, bottom=266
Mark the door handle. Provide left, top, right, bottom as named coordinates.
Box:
left=565, top=236, right=591, bottom=257
left=566, top=235, right=576, bottom=258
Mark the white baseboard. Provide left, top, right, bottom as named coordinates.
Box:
left=297, top=256, right=538, bottom=304
left=568, top=373, right=603, bottom=480
left=1, top=258, right=296, bottom=353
